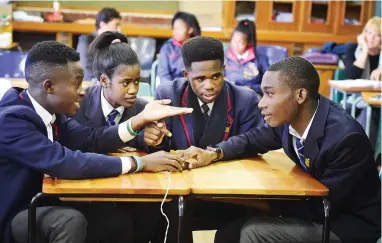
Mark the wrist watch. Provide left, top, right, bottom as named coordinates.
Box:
left=206, top=146, right=223, bottom=161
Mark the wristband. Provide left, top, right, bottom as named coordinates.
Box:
left=127, top=118, right=143, bottom=136
left=132, top=156, right=143, bottom=172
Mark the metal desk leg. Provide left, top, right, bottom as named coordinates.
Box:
left=341, top=91, right=347, bottom=110
left=177, top=196, right=185, bottom=243
left=322, top=198, right=331, bottom=243
left=28, top=192, right=46, bottom=243
left=330, top=87, right=334, bottom=101
left=365, top=105, right=372, bottom=137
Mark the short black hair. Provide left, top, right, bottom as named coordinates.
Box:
left=25, top=41, right=80, bottom=84
left=88, top=31, right=139, bottom=81
left=95, top=8, right=121, bottom=30
left=172, top=11, right=201, bottom=37
left=233, top=19, right=257, bottom=48
left=181, top=36, right=224, bottom=70
left=268, top=56, right=320, bottom=99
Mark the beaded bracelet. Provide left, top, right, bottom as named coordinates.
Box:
left=127, top=118, right=143, bottom=136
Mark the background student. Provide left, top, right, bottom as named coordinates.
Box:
left=158, top=11, right=201, bottom=82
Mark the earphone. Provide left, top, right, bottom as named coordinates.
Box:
left=160, top=170, right=172, bottom=243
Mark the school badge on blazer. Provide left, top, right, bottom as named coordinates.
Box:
left=244, top=62, right=259, bottom=79
left=305, top=158, right=310, bottom=168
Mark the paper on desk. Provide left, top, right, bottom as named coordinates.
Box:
left=329, top=79, right=382, bottom=89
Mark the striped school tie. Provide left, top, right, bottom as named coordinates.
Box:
left=296, top=138, right=308, bottom=171
left=107, top=110, right=119, bottom=126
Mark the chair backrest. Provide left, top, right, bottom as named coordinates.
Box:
left=256, top=45, right=288, bottom=65
left=0, top=78, right=12, bottom=101
left=0, top=51, right=27, bottom=78
left=334, top=68, right=346, bottom=80
left=127, top=37, right=156, bottom=70
left=150, top=59, right=159, bottom=96
left=137, top=82, right=152, bottom=97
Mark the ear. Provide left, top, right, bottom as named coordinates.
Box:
left=42, top=79, right=55, bottom=94
left=100, top=74, right=110, bottom=88
left=187, top=27, right=194, bottom=35
left=183, top=70, right=188, bottom=80
left=99, top=21, right=107, bottom=30
left=295, top=88, right=308, bottom=105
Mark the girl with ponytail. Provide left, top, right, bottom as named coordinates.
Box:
left=224, top=19, right=269, bottom=97
left=74, top=30, right=193, bottom=172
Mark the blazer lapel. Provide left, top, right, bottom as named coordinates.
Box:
left=180, top=85, right=196, bottom=146
left=19, top=90, right=49, bottom=137
left=303, top=96, right=329, bottom=173
left=199, top=85, right=228, bottom=147
left=282, top=125, right=300, bottom=164
left=84, top=86, right=106, bottom=126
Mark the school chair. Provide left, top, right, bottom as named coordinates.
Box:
left=150, top=59, right=160, bottom=96
left=0, top=78, right=12, bottom=100
left=256, top=45, right=288, bottom=65
left=222, top=42, right=230, bottom=55
left=375, top=110, right=381, bottom=161
left=0, top=50, right=27, bottom=78
left=331, top=68, right=346, bottom=104
left=137, top=82, right=152, bottom=97
left=128, top=37, right=156, bottom=83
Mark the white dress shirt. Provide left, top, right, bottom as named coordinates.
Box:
left=101, top=88, right=125, bottom=124
left=197, top=98, right=214, bottom=116
left=289, top=100, right=320, bottom=158
left=237, top=50, right=249, bottom=60
left=27, top=91, right=133, bottom=174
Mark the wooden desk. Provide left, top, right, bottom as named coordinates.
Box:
left=362, top=92, right=381, bottom=137
left=329, top=80, right=381, bottom=117
left=0, top=42, right=19, bottom=50
left=32, top=152, right=330, bottom=243
left=362, top=92, right=382, bottom=107
left=30, top=152, right=190, bottom=243
left=182, top=151, right=328, bottom=197
left=314, top=64, right=338, bottom=98
left=182, top=151, right=330, bottom=243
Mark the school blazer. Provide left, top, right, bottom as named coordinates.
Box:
left=73, top=85, right=148, bottom=151
left=217, top=96, right=381, bottom=243
left=0, top=88, right=127, bottom=243
left=154, top=78, right=264, bottom=150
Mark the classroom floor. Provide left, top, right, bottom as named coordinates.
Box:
left=193, top=230, right=216, bottom=243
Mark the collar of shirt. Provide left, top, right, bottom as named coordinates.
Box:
left=237, top=50, right=249, bottom=60
left=27, top=90, right=56, bottom=125
left=101, top=88, right=125, bottom=119
left=197, top=98, right=214, bottom=115
left=289, top=99, right=320, bottom=144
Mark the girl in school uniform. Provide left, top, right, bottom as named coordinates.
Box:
left=74, top=31, right=150, bottom=151
left=74, top=31, right=193, bottom=243
left=224, top=20, right=269, bottom=98
left=157, top=11, right=201, bottom=82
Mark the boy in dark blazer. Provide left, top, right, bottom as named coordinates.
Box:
left=0, top=41, right=191, bottom=243
left=145, top=36, right=264, bottom=151
left=180, top=57, right=381, bottom=243
left=146, top=36, right=264, bottom=243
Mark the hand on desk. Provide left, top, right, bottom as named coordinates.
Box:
left=177, top=146, right=217, bottom=169
left=370, top=67, right=382, bottom=81
left=141, top=151, right=183, bottom=172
